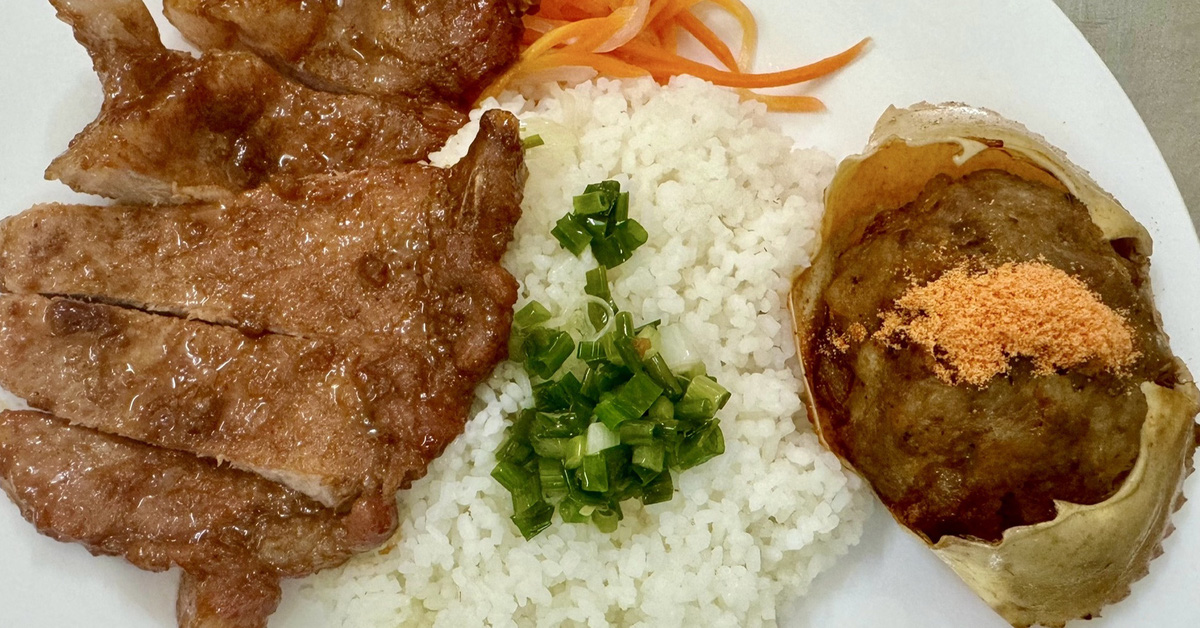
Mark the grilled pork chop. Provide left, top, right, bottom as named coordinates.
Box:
left=0, top=109, right=524, bottom=497
left=47, top=0, right=465, bottom=204
left=0, top=410, right=396, bottom=628
left=0, top=294, right=381, bottom=508
left=163, top=0, right=533, bottom=104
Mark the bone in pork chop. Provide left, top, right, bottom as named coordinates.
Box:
left=0, top=410, right=396, bottom=628
left=0, top=294, right=382, bottom=508
left=163, top=0, right=534, bottom=104
left=0, top=108, right=525, bottom=497
left=47, top=0, right=465, bottom=204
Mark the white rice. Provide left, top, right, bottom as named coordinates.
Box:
left=299, top=76, right=871, bottom=627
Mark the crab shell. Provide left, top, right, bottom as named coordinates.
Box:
left=788, top=102, right=1200, bottom=627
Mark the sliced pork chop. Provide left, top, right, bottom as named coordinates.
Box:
left=0, top=295, right=383, bottom=508
left=163, top=0, right=535, bottom=104
left=4, top=110, right=522, bottom=347
left=0, top=109, right=525, bottom=494
left=0, top=410, right=396, bottom=628
left=163, top=0, right=533, bottom=104
left=47, top=0, right=465, bottom=204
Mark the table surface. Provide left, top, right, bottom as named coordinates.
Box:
left=1054, top=0, right=1200, bottom=234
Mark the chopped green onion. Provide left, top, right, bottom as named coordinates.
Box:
left=523, top=329, right=575, bottom=380
left=530, top=435, right=570, bottom=459
left=551, top=215, right=592, bottom=255
left=520, top=134, right=545, bottom=150
left=691, top=375, right=731, bottom=409
left=511, top=409, right=536, bottom=439
left=533, top=373, right=581, bottom=413
left=586, top=421, right=620, bottom=454
left=676, top=423, right=725, bottom=470
left=558, top=495, right=591, bottom=523
left=656, top=417, right=683, bottom=443
left=603, top=446, right=632, bottom=491
left=616, top=372, right=663, bottom=417
left=491, top=460, right=530, bottom=493
left=579, top=454, right=609, bottom=492
left=514, top=301, right=552, bottom=329
left=508, top=329, right=528, bottom=361
left=564, top=434, right=587, bottom=469
left=539, top=458, right=568, bottom=498
left=632, top=442, right=664, bottom=473
left=572, top=191, right=609, bottom=216
left=612, top=336, right=644, bottom=372
left=576, top=340, right=606, bottom=363
left=584, top=266, right=616, bottom=331
left=643, top=353, right=683, bottom=400
left=614, top=311, right=634, bottom=338
left=582, top=214, right=609, bottom=238
left=509, top=476, right=543, bottom=515
left=591, top=502, right=623, bottom=533
left=633, top=464, right=660, bottom=486
left=616, top=219, right=648, bottom=251
left=640, top=469, right=674, bottom=505
left=675, top=374, right=730, bottom=421
left=590, top=234, right=631, bottom=268
left=495, top=435, right=533, bottom=465
left=532, top=412, right=586, bottom=438
left=648, top=396, right=675, bottom=423
left=495, top=179, right=730, bottom=539
left=584, top=266, right=614, bottom=304
left=614, top=191, right=629, bottom=222
left=511, top=501, right=554, bottom=540
left=583, top=180, right=621, bottom=199
left=594, top=371, right=662, bottom=431
left=618, top=420, right=658, bottom=446
left=580, top=362, right=632, bottom=401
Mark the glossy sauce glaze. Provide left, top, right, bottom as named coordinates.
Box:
left=48, top=0, right=465, bottom=204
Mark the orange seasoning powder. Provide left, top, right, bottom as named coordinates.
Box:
left=876, top=261, right=1138, bottom=386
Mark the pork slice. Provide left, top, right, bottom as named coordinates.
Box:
left=0, top=295, right=383, bottom=507
left=0, top=110, right=524, bottom=494
left=163, top=0, right=535, bottom=104
left=0, top=410, right=396, bottom=628
left=46, top=0, right=465, bottom=205
left=0, top=169, right=435, bottom=343
left=2, top=111, right=523, bottom=349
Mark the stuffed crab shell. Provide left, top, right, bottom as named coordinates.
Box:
left=789, top=102, right=1200, bottom=627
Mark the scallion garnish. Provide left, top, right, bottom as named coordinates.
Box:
left=520, top=134, right=545, bottom=150
left=547, top=180, right=648, bottom=268
left=551, top=215, right=592, bottom=256
left=492, top=180, right=727, bottom=539
left=514, top=301, right=552, bottom=329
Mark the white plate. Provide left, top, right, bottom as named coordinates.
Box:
left=1, top=1, right=1197, bottom=627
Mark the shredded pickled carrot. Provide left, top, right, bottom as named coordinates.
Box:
left=478, top=0, right=868, bottom=111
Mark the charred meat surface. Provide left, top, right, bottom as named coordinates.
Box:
left=0, top=109, right=525, bottom=498
left=47, top=0, right=465, bottom=204
left=163, top=0, right=533, bottom=104
left=809, top=170, right=1176, bottom=542
left=0, top=294, right=380, bottom=508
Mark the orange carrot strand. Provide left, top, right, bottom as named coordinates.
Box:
left=618, top=37, right=871, bottom=88
left=675, top=10, right=739, bottom=71
left=478, top=0, right=868, bottom=113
